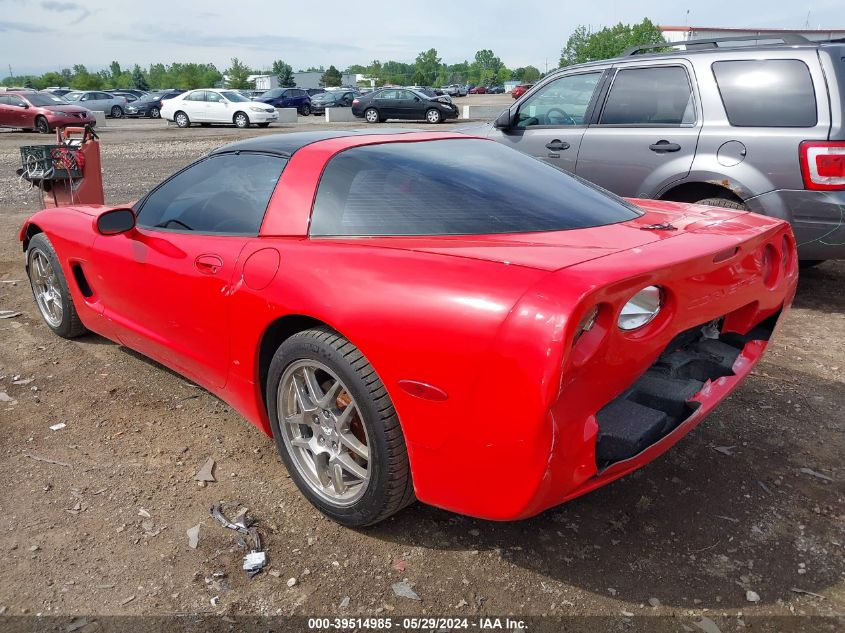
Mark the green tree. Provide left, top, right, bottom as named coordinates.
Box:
left=414, top=48, right=441, bottom=85
left=70, top=64, right=103, bottom=90
left=320, top=65, right=342, bottom=87
left=522, top=65, right=541, bottom=83
left=560, top=18, right=664, bottom=67
left=109, top=61, right=122, bottom=84
left=472, top=49, right=503, bottom=85
left=225, top=57, right=254, bottom=89
left=272, top=59, right=295, bottom=87
left=131, top=65, right=149, bottom=91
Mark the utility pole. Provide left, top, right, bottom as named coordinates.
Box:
left=8, top=64, right=13, bottom=79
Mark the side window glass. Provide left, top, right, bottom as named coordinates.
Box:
left=81, top=93, right=92, bottom=101
left=136, top=153, right=287, bottom=236
left=600, top=66, right=694, bottom=126
left=207, top=92, right=222, bottom=103
left=517, top=72, right=601, bottom=128
left=712, top=59, right=817, bottom=127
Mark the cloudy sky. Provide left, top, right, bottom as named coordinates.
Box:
left=1, top=0, right=843, bottom=76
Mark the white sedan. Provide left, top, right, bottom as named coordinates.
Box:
left=161, top=89, right=278, bottom=129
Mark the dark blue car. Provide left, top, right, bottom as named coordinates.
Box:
left=258, top=88, right=312, bottom=115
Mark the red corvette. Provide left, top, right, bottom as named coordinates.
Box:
left=19, top=131, right=797, bottom=526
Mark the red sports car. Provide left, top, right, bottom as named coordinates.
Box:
left=0, top=91, right=95, bottom=133
left=19, top=131, right=797, bottom=526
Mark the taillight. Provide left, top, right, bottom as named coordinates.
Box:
left=352, top=99, right=359, bottom=105
left=800, top=141, right=845, bottom=190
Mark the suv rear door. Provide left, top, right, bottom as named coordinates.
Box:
left=576, top=60, right=701, bottom=197
left=486, top=67, right=608, bottom=172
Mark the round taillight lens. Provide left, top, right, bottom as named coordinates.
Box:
left=618, top=286, right=662, bottom=331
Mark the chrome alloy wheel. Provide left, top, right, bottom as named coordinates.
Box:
left=278, top=360, right=370, bottom=505
left=364, top=108, right=378, bottom=123
left=29, top=250, right=63, bottom=327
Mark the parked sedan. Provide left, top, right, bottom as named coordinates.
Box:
left=125, top=94, right=164, bottom=118
left=352, top=88, right=458, bottom=123
left=309, top=90, right=357, bottom=115
left=257, top=88, right=312, bottom=115
left=63, top=91, right=128, bottom=118
left=511, top=83, right=533, bottom=99
left=20, top=131, right=796, bottom=526
left=0, top=91, right=95, bottom=133
left=468, top=86, right=487, bottom=94
left=488, top=85, right=505, bottom=94
left=160, top=89, right=278, bottom=128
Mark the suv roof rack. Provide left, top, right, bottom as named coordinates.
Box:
left=622, top=33, right=812, bottom=56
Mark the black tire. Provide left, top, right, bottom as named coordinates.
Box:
left=234, top=111, right=250, bottom=128
left=300, top=104, right=311, bottom=116
left=110, top=105, right=123, bottom=118
left=174, top=111, right=190, bottom=128
left=150, top=107, right=160, bottom=119
left=26, top=233, right=87, bottom=339
left=266, top=327, right=414, bottom=527
left=35, top=116, right=50, bottom=134
left=694, top=197, right=747, bottom=211
left=257, top=122, right=271, bottom=128
left=364, top=107, right=380, bottom=124
left=799, top=260, right=825, bottom=269
left=425, top=108, right=442, bottom=124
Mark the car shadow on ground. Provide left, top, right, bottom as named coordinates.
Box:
left=793, top=260, right=845, bottom=314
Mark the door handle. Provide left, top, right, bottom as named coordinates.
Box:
left=545, top=139, right=571, bottom=151
left=194, top=254, right=223, bottom=275
left=649, top=140, right=681, bottom=153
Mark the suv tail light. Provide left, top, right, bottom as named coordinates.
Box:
left=800, top=141, right=845, bottom=190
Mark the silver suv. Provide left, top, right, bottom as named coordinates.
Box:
left=471, top=35, right=845, bottom=261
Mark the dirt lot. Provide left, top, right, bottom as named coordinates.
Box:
left=0, top=111, right=842, bottom=631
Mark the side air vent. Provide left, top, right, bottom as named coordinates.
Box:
left=71, top=263, right=94, bottom=298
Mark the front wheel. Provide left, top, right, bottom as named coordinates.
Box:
left=35, top=116, right=50, bottom=134
left=425, top=108, right=442, bottom=124
left=174, top=111, right=190, bottom=128
left=110, top=105, right=123, bottom=118
left=26, top=233, right=87, bottom=339
left=300, top=104, right=311, bottom=116
left=234, top=111, right=250, bottom=128
left=267, top=327, right=414, bottom=527
left=364, top=107, right=379, bottom=124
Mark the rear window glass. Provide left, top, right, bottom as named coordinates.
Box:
left=309, top=139, right=641, bottom=237
left=712, top=60, right=817, bottom=127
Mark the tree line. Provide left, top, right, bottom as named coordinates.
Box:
left=2, top=19, right=664, bottom=91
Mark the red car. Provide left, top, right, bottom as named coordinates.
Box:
left=0, top=91, right=95, bottom=133
left=19, top=131, right=797, bottom=526
left=469, top=86, right=487, bottom=94
left=511, top=83, right=533, bottom=99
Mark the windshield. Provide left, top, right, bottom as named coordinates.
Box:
left=63, top=93, right=82, bottom=102
left=27, top=93, right=67, bottom=106
left=220, top=91, right=250, bottom=102
left=310, top=139, right=641, bottom=237
left=262, top=88, right=283, bottom=98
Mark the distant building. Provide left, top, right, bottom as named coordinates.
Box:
left=660, top=25, right=845, bottom=44
left=241, top=72, right=360, bottom=90
left=249, top=75, right=277, bottom=90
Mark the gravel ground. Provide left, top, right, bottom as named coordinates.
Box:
left=0, top=115, right=842, bottom=631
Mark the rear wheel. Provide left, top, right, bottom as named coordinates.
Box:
left=364, top=107, right=379, bottom=124
left=110, top=105, right=123, bottom=118
left=234, top=111, right=250, bottom=128
left=300, top=104, right=311, bottom=116
left=267, top=327, right=414, bottom=527
left=693, top=197, right=747, bottom=211
left=149, top=107, right=160, bottom=119
left=425, top=108, right=442, bottom=124
left=174, top=111, right=190, bottom=128
left=35, top=116, right=50, bottom=134
left=26, top=233, right=87, bottom=339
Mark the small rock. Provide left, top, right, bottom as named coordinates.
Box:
left=456, top=598, right=468, bottom=608
left=269, top=570, right=281, bottom=578
left=339, top=596, right=350, bottom=608
left=210, top=596, right=219, bottom=607
left=392, top=558, right=407, bottom=572
left=186, top=524, right=200, bottom=549
left=137, top=509, right=151, bottom=519
left=194, top=457, right=216, bottom=482
left=648, top=597, right=661, bottom=608
left=468, top=529, right=480, bottom=537
left=120, top=595, right=136, bottom=606
left=28, top=545, right=39, bottom=552
left=607, top=588, right=617, bottom=596
left=746, top=590, right=761, bottom=603
left=392, top=579, right=420, bottom=600
left=693, top=616, right=722, bottom=633
left=286, top=577, right=297, bottom=588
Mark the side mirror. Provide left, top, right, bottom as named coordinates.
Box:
left=414, top=97, right=420, bottom=102
left=493, top=108, right=515, bottom=130
left=96, top=208, right=136, bottom=236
